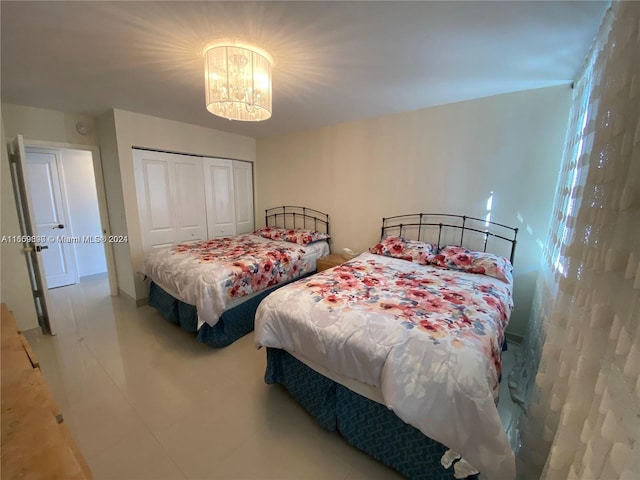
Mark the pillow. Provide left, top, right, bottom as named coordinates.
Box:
left=429, top=245, right=513, bottom=283
left=253, top=227, right=330, bottom=246
left=282, top=228, right=331, bottom=245
left=253, top=227, right=286, bottom=242
left=368, top=236, right=438, bottom=265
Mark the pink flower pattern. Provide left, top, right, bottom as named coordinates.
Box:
left=173, top=235, right=306, bottom=299
left=291, top=256, right=512, bottom=383
left=428, top=246, right=513, bottom=284
left=254, top=227, right=330, bottom=245
left=369, top=236, right=438, bottom=265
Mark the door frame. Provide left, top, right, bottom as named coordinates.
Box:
left=24, top=139, right=118, bottom=297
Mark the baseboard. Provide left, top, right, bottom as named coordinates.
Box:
left=78, top=272, right=108, bottom=281
left=117, top=288, right=148, bottom=307
left=505, top=332, right=523, bottom=345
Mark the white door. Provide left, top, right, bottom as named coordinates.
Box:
left=174, top=158, right=207, bottom=243
left=204, top=158, right=236, bottom=238
left=25, top=148, right=78, bottom=288
left=8, top=135, right=56, bottom=334
left=133, top=149, right=207, bottom=251
left=135, top=151, right=178, bottom=250
left=233, top=161, right=254, bottom=234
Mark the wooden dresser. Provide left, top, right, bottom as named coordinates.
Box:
left=1, top=303, right=92, bottom=479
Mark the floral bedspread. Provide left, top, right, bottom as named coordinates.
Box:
left=255, top=252, right=516, bottom=479
left=140, top=235, right=313, bottom=328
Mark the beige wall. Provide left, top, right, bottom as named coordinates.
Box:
left=256, top=85, right=572, bottom=337
left=96, top=110, right=134, bottom=298
left=103, top=109, right=257, bottom=300
left=2, top=103, right=99, bottom=147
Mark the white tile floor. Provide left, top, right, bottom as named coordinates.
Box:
left=24, top=273, right=519, bottom=480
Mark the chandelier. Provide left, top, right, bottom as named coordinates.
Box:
left=203, top=39, right=273, bottom=122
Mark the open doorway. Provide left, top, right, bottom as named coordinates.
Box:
left=9, top=135, right=118, bottom=335
left=25, top=146, right=108, bottom=288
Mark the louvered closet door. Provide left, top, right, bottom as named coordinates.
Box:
left=233, top=161, right=254, bottom=234
left=203, top=158, right=236, bottom=238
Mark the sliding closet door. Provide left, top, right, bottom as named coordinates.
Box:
left=233, top=161, right=254, bottom=234
left=133, top=149, right=206, bottom=251
left=203, top=158, right=236, bottom=238
left=173, top=158, right=207, bottom=243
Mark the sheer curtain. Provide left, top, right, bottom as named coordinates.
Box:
left=509, top=2, right=639, bottom=479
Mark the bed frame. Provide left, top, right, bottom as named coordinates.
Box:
left=265, top=205, right=330, bottom=238
left=381, top=213, right=518, bottom=263
left=148, top=205, right=330, bottom=347
left=264, top=213, right=518, bottom=479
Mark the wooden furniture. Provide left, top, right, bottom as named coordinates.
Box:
left=1, top=303, right=92, bottom=479
left=316, top=253, right=348, bottom=272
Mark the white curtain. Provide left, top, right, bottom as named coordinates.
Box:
left=509, top=2, right=640, bottom=479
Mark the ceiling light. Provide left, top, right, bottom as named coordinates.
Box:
left=203, top=39, right=274, bottom=122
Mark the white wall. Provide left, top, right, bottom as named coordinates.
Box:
left=0, top=114, right=39, bottom=331
left=256, top=85, right=572, bottom=337
left=100, top=109, right=257, bottom=301
left=59, top=148, right=107, bottom=277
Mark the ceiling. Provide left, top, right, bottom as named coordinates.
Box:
left=1, top=1, right=608, bottom=139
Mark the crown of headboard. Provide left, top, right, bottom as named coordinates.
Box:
left=265, top=206, right=330, bottom=235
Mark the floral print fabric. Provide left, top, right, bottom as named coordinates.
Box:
left=140, top=235, right=315, bottom=327
left=266, top=251, right=512, bottom=388
left=253, top=227, right=330, bottom=245
left=368, top=236, right=438, bottom=265
left=255, top=252, right=515, bottom=478
left=429, top=245, right=513, bottom=284
left=173, top=235, right=307, bottom=297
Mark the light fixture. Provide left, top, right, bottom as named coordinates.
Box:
left=203, top=39, right=274, bottom=122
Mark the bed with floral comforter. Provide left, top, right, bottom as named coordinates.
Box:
left=140, top=234, right=328, bottom=329
left=255, top=250, right=516, bottom=479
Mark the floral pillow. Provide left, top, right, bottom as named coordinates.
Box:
left=283, top=229, right=330, bottom=245
left=253, top=227, right=286, bottom=242
left=429, top=245, right=513, bottom=283
left=368, top=236, right=438, bottom=265
left=253, top=227, right=330, bottom=245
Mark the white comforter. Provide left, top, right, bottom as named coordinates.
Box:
left=255, top=252, right=515, bottom=480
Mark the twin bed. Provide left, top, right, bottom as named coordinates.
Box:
left=141, top=210, right=518, bottom=479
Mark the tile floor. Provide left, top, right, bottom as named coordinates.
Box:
left=24, top=274, right=519, bottom=480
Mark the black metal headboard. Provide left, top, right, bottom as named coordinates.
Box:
left=265, top=206, right=330, bottom=235
left=381, top=213, right=518, bottom=264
